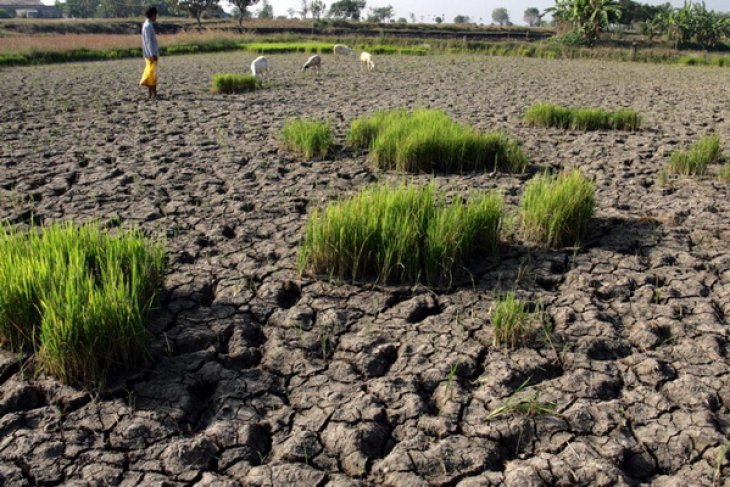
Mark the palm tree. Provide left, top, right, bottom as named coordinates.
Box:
left=548, top=0, right=622, bottom=45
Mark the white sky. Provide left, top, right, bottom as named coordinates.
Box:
left=244, top=0, right=728, bottom=24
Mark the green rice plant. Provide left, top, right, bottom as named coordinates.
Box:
left=490, top=293, right=542, bottom=348
left=486, top=378, right=559, bottom=420
left=297, top=181, right=503, bottom=286
left=667, top=134, right=722, bottom=176
left=280, top=118, right=333, bottom=160
left=523, top=102, right=641, bottom=131
left=346, top=109, right=528, bottom=173
left=211, top=73, right=260, bottom=94
left=0, top=222, right=165, bottom=386
left=519, top=169, right=596, bottom=248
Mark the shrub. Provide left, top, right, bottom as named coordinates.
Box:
left=211, top=73, right=260, bottom=94
left=280, top=118, right=334, bottom=159
left=0, top=222, right=165, bottom=386
left=298, top=182, right=503, bottom=286
left=519, top=169, right=596, bottom=248
left=346, top=109, right=528, bottom=173
left=491, top=293, right=541, bottom=348
left=667, top=134, right=722, bottom=176
left=523, top=102, right=641, bottom=131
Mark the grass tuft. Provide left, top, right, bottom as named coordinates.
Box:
left=211, top=73, right=260, bottom=94
left=486, top=378, right=559, bottom=420
left=0, top=222, right=165, bottom=386
left=519, top=169, right=596, bottom=248
left=524, top=102, right=641, bottom=131
left=719, top=164, right=730, bottom=182
left=280, top=118, right=334, bottom=160
left=297, top=181, right=503, bottom=286
left=347, top=109, right=528, bottom=173
left=490, top=293, right=541, bottom=348
left=667, top=134, right=722, bottom=176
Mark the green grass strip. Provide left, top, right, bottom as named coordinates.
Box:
left=524, top=102, right=641, bottom=131
left=298, top=181, right=503, bottom=286
left=211, top=72, right=260, bottom=93
left=0, top=222, right=165, bottom=386
left=347, top=109, right=528, bottom=173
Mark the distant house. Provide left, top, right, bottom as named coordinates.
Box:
left=0, top=0, right=62, bottom=18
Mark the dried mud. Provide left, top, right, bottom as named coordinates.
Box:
left=1, top=53, right=729, bottom=486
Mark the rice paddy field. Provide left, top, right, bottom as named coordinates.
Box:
left=0, top=51, right=729, bottom=485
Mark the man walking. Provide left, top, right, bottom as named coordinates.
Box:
left=140, top=7, right=159, bottom=99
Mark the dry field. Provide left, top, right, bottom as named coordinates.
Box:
left=0, top=52, right=729, bottom=486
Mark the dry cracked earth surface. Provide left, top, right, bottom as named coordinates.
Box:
left=0, top=52, right=729, bottom=486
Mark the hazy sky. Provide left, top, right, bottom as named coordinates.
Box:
left=251, top=0, right=728, bottom=24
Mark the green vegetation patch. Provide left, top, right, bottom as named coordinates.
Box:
left=347, top=109, right=528, bottom=173
left=524, top=102, right=641, bottom=131
left=719, top=164, right=730, bottom=183
left=280, top=118, right=334, bottom=159
left=519, top=169, right=596, bottom=248
left=491, top=293, right=542, bottom=348
left=667, top=134, right=723, bottom=176
left=240, top=41, right=332, bottom=54
left=0, top=222, right=165, bottom=386
left=298, top=181, right=503, bottom=286
left=211, top=73, right=260, bottom=93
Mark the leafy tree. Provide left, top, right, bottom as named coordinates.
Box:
left=492, top=7, right=510, bottom=26
left=95, top=0, right=138, bottom=18
left=453, top=14, right=470, bottom=24
left=311, top=0, right=326, bottom=20
left=524, top=7, right=541, bottom=26
left=368, top=5, right=393, bottom=22
left=297, top=0, right=310, bottom=18
left=396, top=17, right=407, bottom=23
left=328, top=0, right=366, bottom=20
left=57, top=0, right=99, bottom=17
left=257, top=0, right=273, bottom=18
left=0, top=7, right=12, bottom=17
left=409, top=12, right=416, bottom=23
left=434, top=16, right=443, bottom=24
left=229, top=0, right=259, bottom=30
left=179, top=0, right=219, bottom=28
left=548, top=0, right=622, bottom=45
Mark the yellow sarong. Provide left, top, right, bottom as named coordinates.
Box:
left=139, top=58, right=157, bottom=87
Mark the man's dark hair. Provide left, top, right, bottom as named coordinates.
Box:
left=145, top=6, right=158, bottom=18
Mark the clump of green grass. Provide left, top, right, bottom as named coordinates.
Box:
left=667, top=134, right=722, bottom=176
left=523, top=102, right=641, bottom=131
left=519, top=169, right=596, bottom=248
left=0, top=222, right=165, bottom=386
left=280, top=118, right=334, bottom=160
left=211, top=73, right=260, bottom=94
left=346, top=109, right=528, bottom=173
left=298, top=181, right=503, bottom=286
left=491, top=293, right=542, bottom=348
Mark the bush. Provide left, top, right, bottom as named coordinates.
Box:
left=667, top=134, right=722, bottom=176
left=519, top=169, right=596, bottom=248
left=211, top=73, right=260, bottom=93
left=0, top=222, right=165, bottom=386
left=346, top=109, right=528, bottom=173
left=523, top=102, right=641, bottom=131
left=280, top=118, right=334, bottom=159
left=491, top=293, right=541, bottom=348
left=298, top=182, right=503, bottom=286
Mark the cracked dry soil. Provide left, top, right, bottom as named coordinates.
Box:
left=0, top=52, right=729, bottom=486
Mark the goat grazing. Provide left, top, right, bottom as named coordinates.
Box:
left=333, top=44, right=355, bottom=57
left=302, top=54, right=322, bottom=75
left=251, top=56, right=269, bottom=80
left=360, top=52, right=375, bottom=71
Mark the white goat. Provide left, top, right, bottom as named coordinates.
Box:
left=360, top=51, right=375, bottom=71
left=302, top=54, right=322, bottom=75
left=333, top=44, right=355, bottom=57
left=250, top=55, right=269, bottom=80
